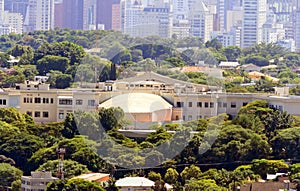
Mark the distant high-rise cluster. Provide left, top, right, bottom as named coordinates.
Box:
left=1, top=0, right=300, bottom=51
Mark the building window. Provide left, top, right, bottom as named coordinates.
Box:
left=59, top=99, right=72, bottom=105
left=76, top=99, right=83, bottom=105
left=231, top=102, right=237, bottom=108
left=188, top=102, right=192, bottom=107
left=210, top=102, right=214, bottom=108
left=50, top=98, right=54, bottom=104
left=175, top=115, right=179, bottom=120
left=176, top=102, right=184, bottom=108
left=34, top=111, right=41, bottom=118
left=197, top=102, right=202, bottom=107
left=223, top=103, right=227, bottom=108
left=243, top=102, right=248, bottom=106
left=182, top=115, right=186, bottom=121
left=43, top=98, right=49, bottom=104
left=88, top=100, right=96, bottom=106
left=59, top=111, right=64, bottom=119
left=26, top=111, right=32, bottom=116
left=0, top=99, right=6, bottom=105
left=205, top=102, right=209, bottom=108
left=43, top=112, right=49, bottom=118
left=24, top=97, right=33, bottom=103
left=34, top=97, right=41, bottom=103
left=218, top=102, right=222, bottom=108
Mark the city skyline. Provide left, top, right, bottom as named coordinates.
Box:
left=0, top=0, right=299, bottom=50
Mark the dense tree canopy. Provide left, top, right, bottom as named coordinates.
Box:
left=37, top=55, right=70, bottom=75
left=47, top=179, right=105, bottom=191
left=0, top=163, right=23, bottom=189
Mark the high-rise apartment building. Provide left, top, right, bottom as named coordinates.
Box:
left=269, top=0, right=294, bottom=24
left=121, top=0, right=144, bottom=36
left=225, top=8, right=242, bottom=32
left=24, top=0, right=54, bottom=32
left=4, top=0, right=29, bottom=22
left=295, top=0, right=300, bottom=51
left=189, top=1, right=213, bottom=42
left=112, top=0, right=121, bottom=31
left=0, top=0, right=4, bottom=24
left=138, top=7, right=172, bottom=38
left=217, top=0, right=225, bottom=31
left=83, top=0, right=97, bottom=30
left=242, top=0, right=267, bottom=48
left=121, top=0, right=172, bottom=38
left=172, top=0, right=189, bottom=20
left=3, top=11, right=23, bottom=34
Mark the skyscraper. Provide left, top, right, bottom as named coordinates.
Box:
left=217, top=0, right=242, bottom=32
left=83, top=0, right=96, bottom=30
left=61, top=0, right=84, bottom=30
left=172, top=0, right=189, bottom=20
left=112, top=0, right=121, bottom=31
left=295, top=0, right=300, bottom=51
left=242, top=0, right=267, bottom=48
left=121, top=0, right=144, bottom=36
left=4, top=0, right=29, bottom=22
left=121, top=0, right=172, bottom=38
left=269, top=0, right=294, bottom=24
left=54, top=0, right=63, bottom=28
left=217, top=0, right=225, bottom=31
left=0, top=0, right=4, bottom=24
left=189, top=1, right=213, bottom=42
left=54, top=0, right=96, bottom=30
left=96, top=0, right=113, bottom=30
left=24, top=0, right=54, bottom=32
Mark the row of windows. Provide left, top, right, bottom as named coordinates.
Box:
left=60, top=99, right=97, bottom=106
left=179, top=115, right=212, bottom=121
left=176, top=101, right=248, bottom=108
left=22, top=180, right=50, bottom=186
left=24, top=97, right=54, bottom=104
left=59, top=110, right=73, bottom=119
left=59, top=99, right=72, bottom=105
left=23, top=97, right=97, bottom=106
left=27, top=111, right=49, bottom=118
left=0, top=99, right=7, bottom=105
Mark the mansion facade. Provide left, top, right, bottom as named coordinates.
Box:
left=0, top=72, right=299, bottom=125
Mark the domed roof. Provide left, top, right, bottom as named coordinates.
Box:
left=99, top=93, right=172, bottom=113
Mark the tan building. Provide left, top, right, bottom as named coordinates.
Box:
left=1, top=72, right=300, bottom=125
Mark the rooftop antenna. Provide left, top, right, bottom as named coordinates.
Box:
left=57, top=148, right=66, bottom=180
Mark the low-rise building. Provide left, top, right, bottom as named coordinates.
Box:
left=241, top=64, right=261, bottom=73
left=239, top=181, right=297, bottom=191
left=116, top=177, right=154, bottom=191
left=1, top=72, right=300, bottom=125
left=219, top=61, right=240, bottom=69
left=21, top=171, right=58, bottom=191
